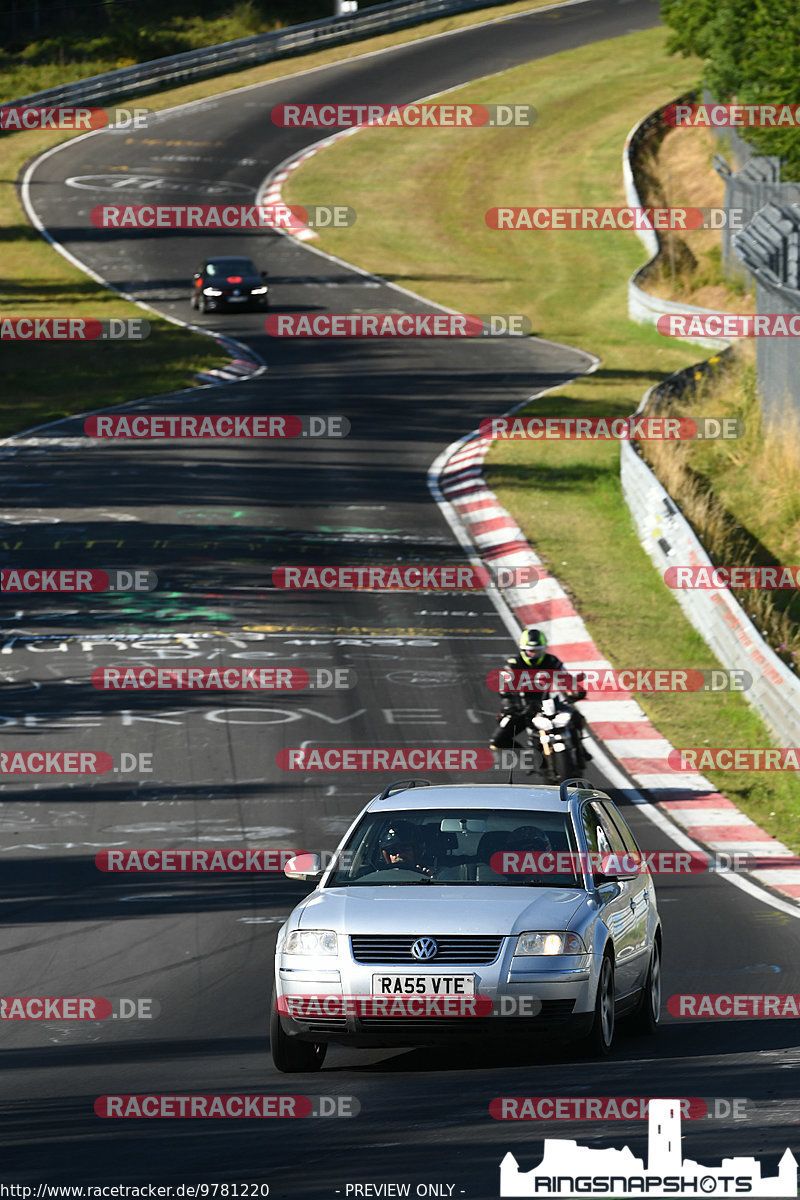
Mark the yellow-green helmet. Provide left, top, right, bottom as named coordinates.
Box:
left=519, top=627, right=547, bottom=666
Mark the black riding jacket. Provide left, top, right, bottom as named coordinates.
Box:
left=500, top=651, right=585, bottom=713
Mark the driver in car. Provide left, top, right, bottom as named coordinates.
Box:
left=379, top=822, right=434, bottom=878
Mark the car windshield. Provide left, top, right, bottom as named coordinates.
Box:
left=326, top=808, right=583, bottom=888
left=205, top=259, right=258, bottom=276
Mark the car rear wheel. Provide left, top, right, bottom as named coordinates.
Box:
left=270, top=994, right=327, bottom=1073
left=585, top=952, right=615, bottom=1056
left=632, top=938, right=661, bottom=1034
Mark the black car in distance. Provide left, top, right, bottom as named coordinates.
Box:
left=191, top=256, right=269, bottom=313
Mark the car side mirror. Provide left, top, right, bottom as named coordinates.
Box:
left=284, top=853, right=323, bottom=882
left=193, top=272, right=201, bottom=280
left=592, top=869, right=622, bottom=886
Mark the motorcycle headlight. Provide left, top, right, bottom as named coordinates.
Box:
left=515, top=931, right=585, bottom=956
left=251, top=286, right=268, bottom=294
left=203, top=287, right=223, bottom=296
left=284, top=929, right=338, bottom=956
left=532, top=714, right=552, bottom=729
left=553, top=711, right=572, bottom=727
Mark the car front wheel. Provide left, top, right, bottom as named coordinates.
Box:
left=585, top=953, right=615, bottom=1056
left=270, top=994, right=327, bottom=1073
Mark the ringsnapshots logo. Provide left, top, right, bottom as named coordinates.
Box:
left=91, top=204, right=355, bottom=230
left=264, top=314, right=530, bottom=337
left=479, top=416, right=743, bottom=440
left=83, top=414, right=349, bottom=438
left=486, top=207, right=746, bottom=231
left=271, top=102, right=537, bottom=128
left=1, top=568, right=157, bottom=593
left=498, top=1098, right=797, bottom=1196
left=0, top=106, right=151, bottom=132
left=1, top=318, right=149, bottom=340
left=273, top=565, right=537, bottom=590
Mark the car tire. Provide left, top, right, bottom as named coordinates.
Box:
left=585, top=952, right=615, bottom=1056
left=632, top=937, right=661, bottom=1034
left=190, top=292, right=198, bottom=310
left=198, top=294, right=208, bottom=314
left=270, top=994, right=327, bottom=1073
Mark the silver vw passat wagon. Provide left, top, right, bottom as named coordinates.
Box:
left=270, top=779, right=661, bottom=1071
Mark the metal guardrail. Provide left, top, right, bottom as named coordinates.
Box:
left=734, top=201, right=800, bottom=422
left=619, top=101, right=800, bottom=746
left=3, top=0, right=516, bottom=110
left=713, top=155, right=800, bottom=282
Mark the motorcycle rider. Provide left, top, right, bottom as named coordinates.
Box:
left=489, top=627, right=588, bottom=768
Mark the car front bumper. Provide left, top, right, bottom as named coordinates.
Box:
left=274, top=952, right=596, bottom=1047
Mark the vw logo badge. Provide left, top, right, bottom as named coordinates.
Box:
left=411, top=937, right=438, bottom=961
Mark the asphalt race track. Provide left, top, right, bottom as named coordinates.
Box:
left=2, top=0, right=800, bottom=1196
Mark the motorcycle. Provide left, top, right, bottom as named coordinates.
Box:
left=491, top=692, right=588, bottom=781
left=531, top=693, right=587, bottom=782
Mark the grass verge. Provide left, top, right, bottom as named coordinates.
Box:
left=283, top=23, right=800, bottom=852
left=1, top=0, right=573, bottom=439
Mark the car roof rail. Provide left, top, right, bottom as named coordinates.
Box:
left=377, top=778, right=432, bottom=802
left=558, top=777, right=594, bottom=803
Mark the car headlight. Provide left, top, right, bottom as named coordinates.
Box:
left=203, top=287, right=223, bottom=296
left=251, top=286, right=268, bottom=294
left=284, top=929, right=338, bottom=956
left=514, top=931, right=585, bottom=956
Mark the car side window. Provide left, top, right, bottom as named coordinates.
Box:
left=590, top=803, right=628, bottom=858
left=601, top=803, right=641, bottom=856
left=581, top=805, right=612, bottom=857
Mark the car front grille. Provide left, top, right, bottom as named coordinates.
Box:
left=350, top=935, right=504, bottom=965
